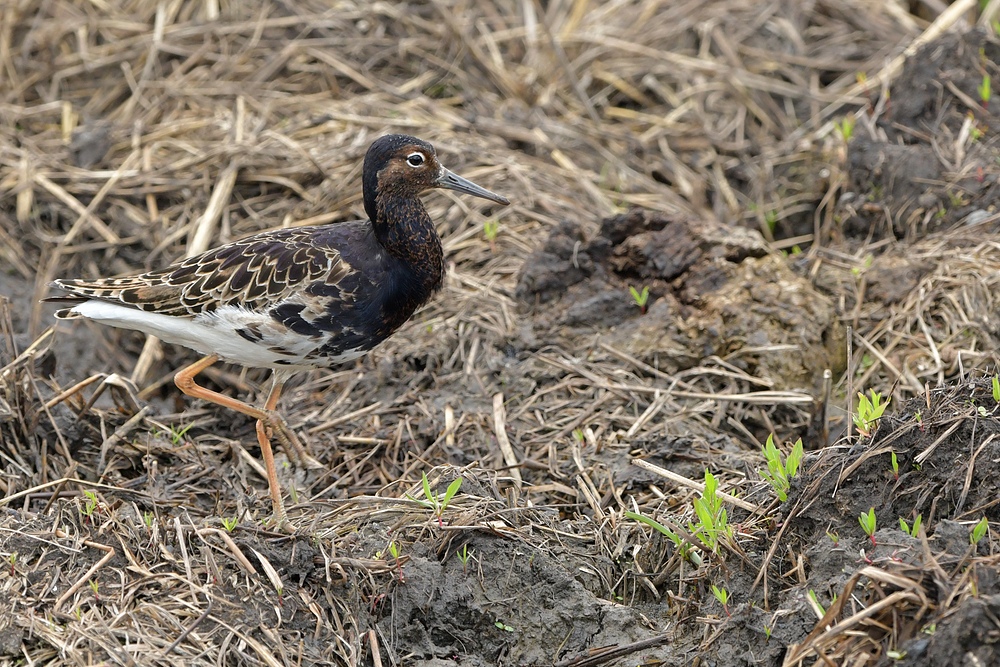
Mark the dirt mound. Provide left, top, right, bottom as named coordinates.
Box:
left=517, top=209, right=844, bottom=392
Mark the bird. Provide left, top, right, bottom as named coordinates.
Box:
left=46, top=134, right=509, bottom=526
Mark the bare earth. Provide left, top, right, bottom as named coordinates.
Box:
left=3, top=1, right=1000, bottom=666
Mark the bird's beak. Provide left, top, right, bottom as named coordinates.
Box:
left=436, top=168, right=509, bottom=205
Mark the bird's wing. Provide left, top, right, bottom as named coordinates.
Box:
left=49, top=227, right=352, bottom=318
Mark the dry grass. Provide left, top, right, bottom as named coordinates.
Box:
left=2, top=0, right=1000, bottom=665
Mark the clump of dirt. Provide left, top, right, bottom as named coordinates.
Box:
left=839, top=29, right=1000, bottom=241
left=517, top=209, right=846, bottom=392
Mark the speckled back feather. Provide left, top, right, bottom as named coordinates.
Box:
left=51, top=226, right=351, bottom=319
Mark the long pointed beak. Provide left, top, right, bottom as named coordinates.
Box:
left=436, top=167, right=509, bottom=206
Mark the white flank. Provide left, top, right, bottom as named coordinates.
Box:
left=69, top=300, right=308, bottom=370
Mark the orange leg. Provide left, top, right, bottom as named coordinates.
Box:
left=173, top=355, right=311, bottom=527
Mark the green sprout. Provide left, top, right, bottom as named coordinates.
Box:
left=169, top=423, right=195, bottom=445
left=980, top=74, right=991, bottom=109
left=221, top=516, right=239, bottom=533
left=88, top=580, right=99, bottom=599
left=890, top=451, right=899, bottom=481
left=899, top=514, right=922, bottom=537
left=689, top=471, right=731, bottom=553
left=710, top=585, right=731, bottom=617
left=628, top=285, right=650, bottom=314
left=626, top=510, right=699, bottom=565
left=81, top=490, right=99, bottom=519
left=992, top=375, right=1000, bottom=403
left=7, top=552, right=16, bottom=576
left=859, top=507, right=877, bottom=547
left=807, top=589, right=826, bottom=616
left=572, top=428, right=585, bottom=443
left=971, top=517, right=990, bottom=545
left=759, top=435, right=804, bottom=502
left=854, top=389, right=889, bottom=438
left=456, top=544, right=472, bottom=573
left=826, top=530, right=840, bottom=547
left=483, top=220, right=500, bottom=250
left=494, top=620, right=515, bottom=632
left=763, top=624, right=772, bottom=640
left=409, top=473, right=463, bottom=526
left=143, top=511, right=154, bottom=530
left=836, top=116, right=855, bottom=142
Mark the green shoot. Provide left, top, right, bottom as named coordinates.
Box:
left=899, top=514, right=922, bottom=537
left=710, top=585, right=731, bottom=617
left=572, top=428, right=585, bottom=443
left=81, top=490, right=99, bottom=519
left=836, top=116, right=855, bottom=142
left=629, top=285, right=650, bottom=314
left=88, top=580, right=99, bottom=599
left=626, top=510, right=699, bottom=565
left=494, top=620, right=515, bottom=632
left=759, top=435, right=804, bottom=502
left=854, top=389, right=889, bottom=438
left=221, top=516, right=239, bottom=533
left=807, top=589, right=826, bottom=616
left=859, top=507, right=877, bottom=547
left=980, top=74, right=991, bottom=108
left=763, top=624, right=772, bottom=640
left=411, top=473, right=463, bottom=526
left=688, top=471, right=731, bottom=553
left=890, top=451, right=899, bottom=481
left=7, top=552, right=16, bottom=576
left=826, top=530, right=840, bottom=547
left=764, top=209, right=778, bottom=234
left=483, top=220, right=500, bottom=250
left=993, top=375, right=1000, bottom=403
left=386, top=541, right=405, bottom=582
left=457, top=544, right=472, bottom=573
left=971, top=517, right=990, bottom=544
left=169, top=423, right=195, bottom=445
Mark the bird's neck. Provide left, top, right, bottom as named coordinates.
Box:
left=372, top=193, right=444, bottom=296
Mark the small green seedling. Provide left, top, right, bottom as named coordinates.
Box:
left=899, top=514, right=922, bottom=537
left=483, top=220, right=499, bottom=251
left=710, top=585, right=730, bottom=617
left=859, top=507, right=877, bottom=547
left=759, top=435, right=804, bottom=502
left=689, top=471, right=731, bottom=553
left=81, top=490, right=99, bottom=519
left=88, top=580, right=99, bottom=600
left=572, top=428, right=585, bottom=443
left=826, top=530, right=840, bottom=547
left=807, top=589, right=826, bottom=616
left=494, top=620, right=515, bottom=632
left=410, top=473, right=463, bottom=526
left=457, top=544, right=472, bottom=573
left=169, top=423, right=195, bottom=445
left=854, top=389, right=889, bottom=438
left=386, top=541, right=405, bottom=582
left=221, top=516, right=239, bottom=533
left=629, top=285, right=650, bottom=314
left=980, top=74, right=991, bottom=109
left=993, top=375, right=1000, bottom=403
left=143, top=511, right=154, bottom=530
left=626, top=510, right=698, bottom=565
left=7, top=552, right=16, bottom=576
left=836, top=116, right=855, bottom=142
left=890, top=451, right=899, bottom=481
left=763, top=624, right=772, bottom=640
left=971, top=517, right=990, bottom=545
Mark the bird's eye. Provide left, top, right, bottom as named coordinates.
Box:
left=406, top=152, right=425, bottom=167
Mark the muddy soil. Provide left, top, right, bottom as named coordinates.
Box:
left=4, top=9, right=1000, bottom=667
